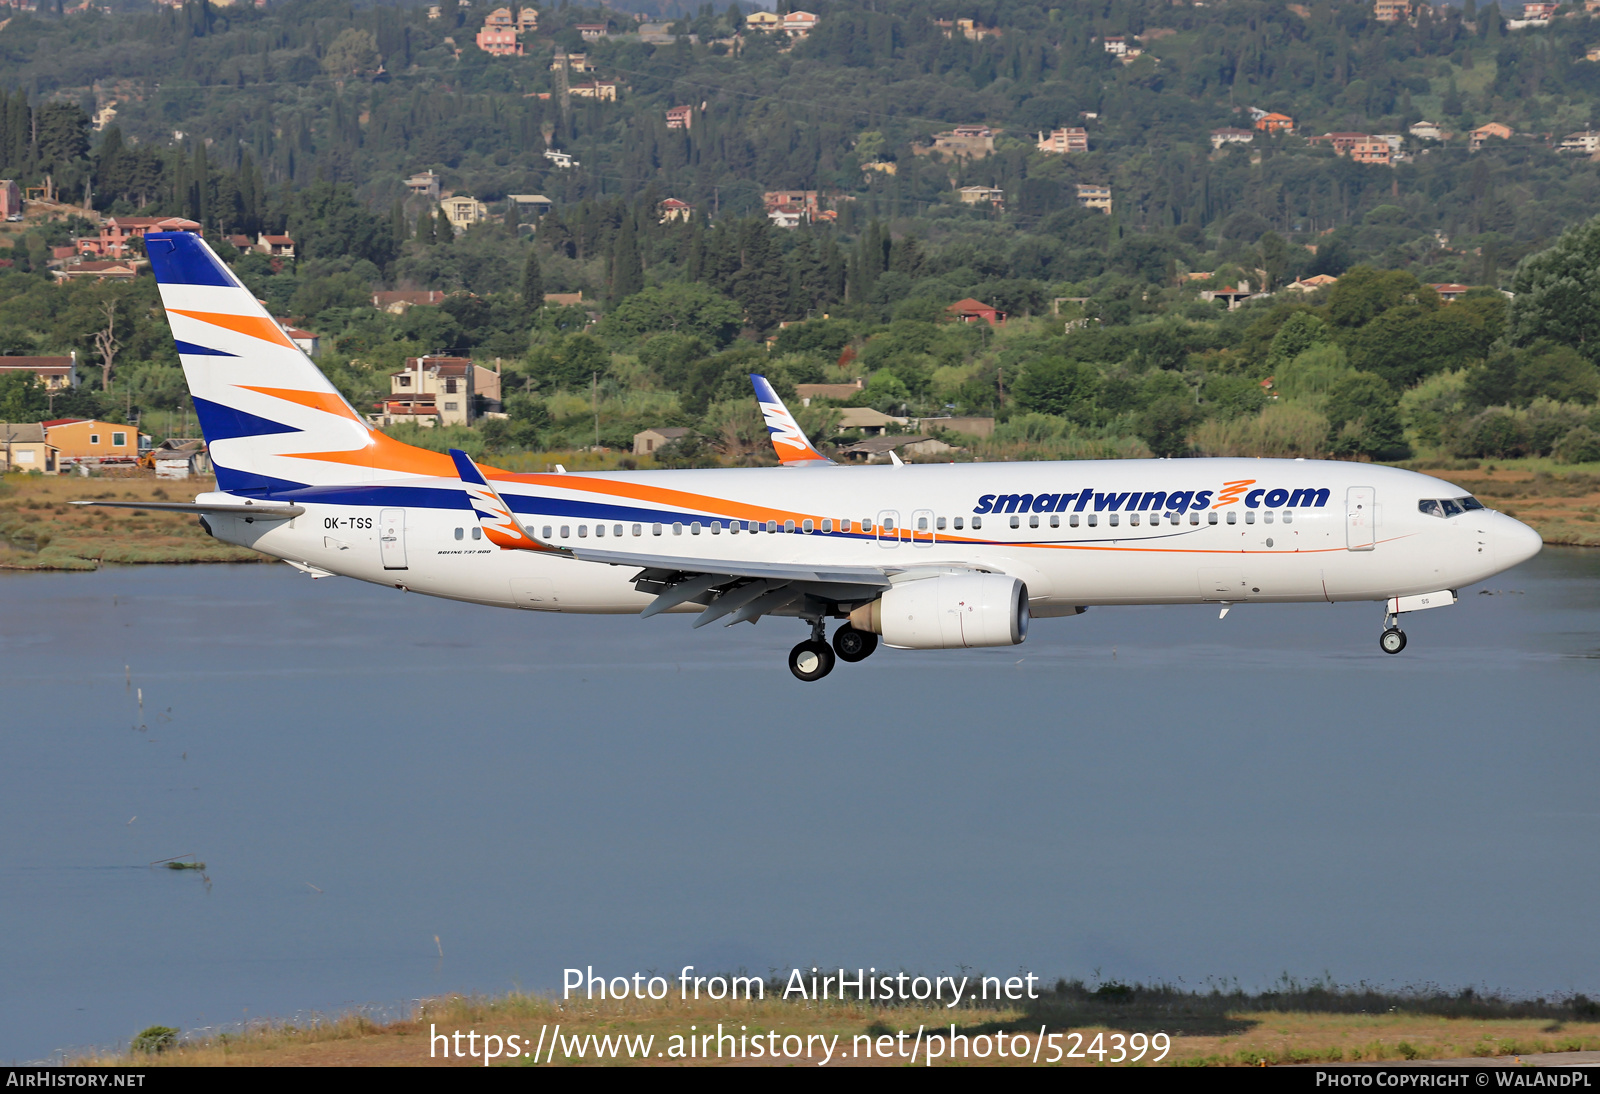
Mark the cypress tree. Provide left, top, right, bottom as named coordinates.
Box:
left=521, top=247, right=544, bottom=313
left=609, top=213, right=643, bottom=302
left=435, top=207, right=454, bottom=243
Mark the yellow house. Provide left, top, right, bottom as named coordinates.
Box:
left=745, top=10, right=780, bottom=30
left=0, top=422, right=58, bottom=473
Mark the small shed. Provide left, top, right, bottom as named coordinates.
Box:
left=634, top=426, right=691, bottom=455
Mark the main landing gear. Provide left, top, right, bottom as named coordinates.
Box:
left=788, top=622, right=879, bottom=682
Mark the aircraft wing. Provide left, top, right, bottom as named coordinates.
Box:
left=570, top=545, right=890, bottom=625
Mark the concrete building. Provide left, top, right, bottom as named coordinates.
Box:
left=1210, top=127, right=1254, bottom=149
left=377, top=356, right=477, bottom=427
left=0, top=179, right=20, bottom=218
left=946, top=298, right=1007, bottom=325
left=1036, top=127, right=1088, bottom=154
left=441, top=196, right=489, bottom=230
left=957, top=185, right=1004, bottom=206
left=1076, top=183, right=1113, bottom=213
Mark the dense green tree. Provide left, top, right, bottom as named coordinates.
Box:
left=602, top=283, right=741, bottom=347
left=1012, top=358, right=1100, bottom=422
left=1510, top=215, right=1600, bottom=363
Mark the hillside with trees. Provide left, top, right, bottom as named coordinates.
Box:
left=0, top=0, right=1599, bottom=485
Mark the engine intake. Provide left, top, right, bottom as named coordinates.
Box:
left=849, top=573, right=1028, bottom=649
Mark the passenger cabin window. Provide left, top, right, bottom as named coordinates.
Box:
left=804, top=519, right=815, bottom=533
left=560, top=525, right=571, bottom=538
left=596, top=524, right=606, bottom=537
left=542, top=526, right=553, bottom=538
left=691, top=522, right=702, bottom=534
left=1029, top=514, right=1039, bottom=528
left=784, top=519, right=796, bottom=533
left=1087, top=514, right=1097, bottom=527
left=768, top=520, right=779, bottom=533
left=916, top=517, right=927, bottom=531
left=1049, top=514, right=1059, bottom=528
left=953, top=517, right=964, bottom=530
left=1069, top=514, right=1079, bottom=527
left=653, top=523, right=663, bottom=535
left=471, top=527, right=481, bottom=540
left=1226, top=512, right=1237, bottom=525
left=1207, top=512, right=1217, bottom=525
left=1264, top=512, right=1274, bottom=524
left=454, top=527, right=464, bottom=540
left=1282, top=511, right=1293, bottom=524
left=1109, top=513, right=1119, bottom=527
left=1130, top=513, right=1141, bottom=526
left=578, top=525, right=588, bottom=537
left=1245, top=512, right=1255, bottom=524
left=674, top=522, right=684, bottom=535
left=1010, top=515, right=1020, bottom=529
left=936, top=517, right=946, bottom=530
left=632, top=524, right=642, bottom=536
left=1190, top=512, right=1200, bottom=525
left=824, top=519, right=835, bottom=533
left=971, top=517, right=982, bottom=529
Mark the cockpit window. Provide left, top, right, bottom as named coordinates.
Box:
left=1419, top=496, right=1485, bottom=518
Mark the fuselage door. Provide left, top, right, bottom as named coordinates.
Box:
left=876, top=509, right=900, bottom=548
left=911, top=508, right=935, bottom=547
left=379, top=508, right=408, bottom=569
left=1345, top=487, right=1375, bottom=552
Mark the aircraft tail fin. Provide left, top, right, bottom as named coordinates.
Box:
left=751, top=374, right=833, bottom=466
left=146, top=230, right=456, bottom=493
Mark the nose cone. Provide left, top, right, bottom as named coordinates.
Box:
left=1498, top=514, right=1543, bottom=569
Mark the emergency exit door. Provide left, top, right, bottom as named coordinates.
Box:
left=379, top=508, right=408, bottom=569
left=1345, top=487, right=1375, bottom=551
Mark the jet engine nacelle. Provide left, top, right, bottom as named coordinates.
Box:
left=849, top=573, right=1029, bottom=649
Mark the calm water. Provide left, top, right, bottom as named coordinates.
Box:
left=2, top=551, right=1597, bottom=1061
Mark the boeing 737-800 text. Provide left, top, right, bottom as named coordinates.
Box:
left=80, top=232, right=1544, bottom=681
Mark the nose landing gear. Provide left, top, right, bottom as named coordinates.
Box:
left=1379, top=608, right=1407, bottom=655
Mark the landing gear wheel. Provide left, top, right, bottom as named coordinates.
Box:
left=832, top=625, right=878, bottom=663
left=1380, top=628, right=1407, bottom=655
left=789, top=640, right=836, bottom=682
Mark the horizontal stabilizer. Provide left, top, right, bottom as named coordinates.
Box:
left=73, top=500, right=304, bottom=520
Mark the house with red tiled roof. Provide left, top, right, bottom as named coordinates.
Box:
left=256, top=233, right=295, bottom=259
left=1429, top=283, right=1473, bottom=303
left=946, top=298, right=1007, bottom=326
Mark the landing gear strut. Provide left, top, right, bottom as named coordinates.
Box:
left=1379, top=610, right=1407, bottom=655
left=832, top=624, right=878, bottom=663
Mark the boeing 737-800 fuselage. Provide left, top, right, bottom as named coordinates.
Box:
left=83, top=233, right=1541, bottom=682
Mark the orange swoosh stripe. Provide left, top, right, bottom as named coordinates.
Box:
left=167, top=309, right=297, bottom=349
left=237, top=385, right=362, bottom=421
left=289, top=429, right=509, bottom=478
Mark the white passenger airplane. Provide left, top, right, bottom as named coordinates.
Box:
left=82, top=232, right=1544, bottom=681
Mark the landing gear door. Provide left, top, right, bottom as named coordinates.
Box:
left=380, top=508, right=408, bottom=569
left=875, top=510, right=900, bottom=548
left=1345, top=487, right=1375, bottom=552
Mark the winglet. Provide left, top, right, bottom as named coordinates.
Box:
left=751, top=374, right=833, bottom=465
left=449, top=448, right=569, bottom=554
